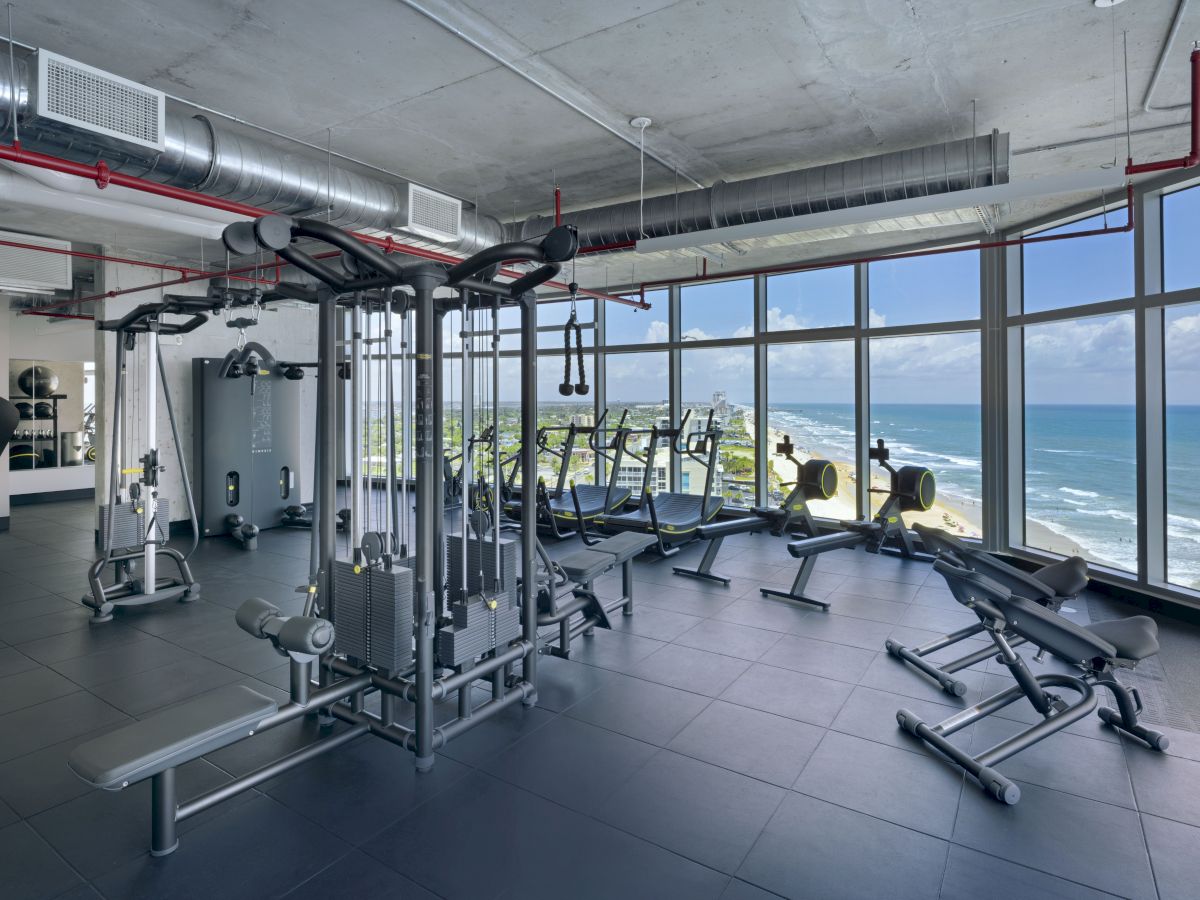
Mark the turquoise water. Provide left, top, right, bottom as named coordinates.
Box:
left=766, top=402, right=1200, bottom=588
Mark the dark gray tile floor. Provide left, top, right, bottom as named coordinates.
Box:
left=1, top=498, right=1199, bottom=899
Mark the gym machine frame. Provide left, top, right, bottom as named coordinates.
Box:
left=83, top=300, right=207, bottom=622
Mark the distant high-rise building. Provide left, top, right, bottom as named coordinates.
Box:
left=712, top=390, right=729, bottom=416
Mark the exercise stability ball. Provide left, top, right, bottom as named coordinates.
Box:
left=17, top=365, right=59, bottom=397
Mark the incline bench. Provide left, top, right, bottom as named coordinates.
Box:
left=539, top=531, right=656, bottom=657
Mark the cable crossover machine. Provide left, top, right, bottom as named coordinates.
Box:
left=67, top=213, right=580, bottom=856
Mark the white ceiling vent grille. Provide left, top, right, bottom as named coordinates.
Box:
left=0, top=229, right=72, bottom=293
left=404, top=184, right=461, bottom=243
left=36, top=51, right=165, bottom=151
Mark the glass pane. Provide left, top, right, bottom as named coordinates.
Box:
left=1166, top=303, right=1200, bottom=589
left=868, top=251, right=979, bottom=327
left=1023, top=209, right=1133, bottom=313
left=869, top=333, right=982, bottom=535
left=537, top=299, right=594, bottom=349
left=680, top=346, right=754, bottom=506
left=1023, top=314, right=1136, bottom=571
left=766, top=341, right=855, bottom=517
left=605, top=290, right=668, bottom=346
left=1163, top=185, right=1200, bottom=292
left=537, top=352, right=596, bottom=486
left=766, top=266, right=854, bottom=330
left=681, top=278, right=754, bottom=340
left=605, top=351, right=670, bottom=495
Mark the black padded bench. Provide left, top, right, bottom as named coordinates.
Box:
left=68, top=684, right=278, bottom=856
left=541, top=533, right=655, bottom=658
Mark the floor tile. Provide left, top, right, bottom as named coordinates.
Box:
left=830, top=684, right=972, bottom=755
left=531, top=654, right=624, bottom=713
left=0, top=666, right=81, bottom=715
left=668, top=700, right=823, bottom=788
left=720, top=662, right=854, bottom=728
left=758, top=633, right=876, bottom=683
left=674, top=618, right=784, bottom=661
left=793, top=730, right=964, bottom=838
left=265, top=735, right=472, bottom=844
left=482, top=715, right=658, bottom=815
left=736, top=792, right=948, bottom=900
left=282, top=850, right=440, bottom=899
left=1124, top=745, right=1200, bottom=827
left=952, top=781, right=1155, bottom=900
left=92, top=795, right=350, bottom=900
left=595, top=749, right=785, bottom=873
left=939, top=844, right=1121, bottom=899
left=0, top=645, right=41, bottom=677
left=0, top=821, right=83, bottom=900
left=1141, top=813, right=1200, bottom=900
left=630, top=643, right=750, bottom=697
left=565, top=672, right=711, bottom=746
left=0, top=691, right=128, bottom=764
left=562, top=628, right=665, bottom=672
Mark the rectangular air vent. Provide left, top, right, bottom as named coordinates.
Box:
left=0, top=229, right=72, bottom=293
left=36, top=51, right=165, bottom=151
left=404, top=184, right=462, bottom=243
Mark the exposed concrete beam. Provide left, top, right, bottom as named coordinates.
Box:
left=393, top=0, right=720, bottom=189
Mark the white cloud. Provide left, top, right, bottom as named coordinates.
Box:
left=1024, top=315, right=1135, bottom=373
left=643, top=319, right=669, bottom=343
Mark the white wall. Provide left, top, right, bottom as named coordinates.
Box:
left=96, top=260, right=319, bottom=522
left=5, top=310, right=97, bottom=496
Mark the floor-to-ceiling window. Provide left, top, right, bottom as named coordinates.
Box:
left=680, top=346, right=754, bottom=504
left=765, top=340, right=855, bottom=518
left=605, top=351, right=670, bottom=494
left=869, top=331, right=982, bottom=535
left=865, top=252, right=982, bottom=532
left=1165, top=303, right=1200, bottom=590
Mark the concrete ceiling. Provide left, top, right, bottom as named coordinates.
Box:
left=5, top=0, right=1198, bottom=285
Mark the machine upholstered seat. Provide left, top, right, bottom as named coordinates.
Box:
left=68, top=685, right=278, bottom=790
left=1036, top=556, right=1090, bottom=598
left=1086, top=617, right=1160, bottom=662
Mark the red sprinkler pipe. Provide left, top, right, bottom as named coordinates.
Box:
left=21, top=310, right=94, bottom=320
left=554, top=186, right=562, bottom=226
left=0, top=143, right=642, bottom=309
left=1127, top=47, right=1200, bottom=175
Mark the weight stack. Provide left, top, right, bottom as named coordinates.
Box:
left=331, top=560, right=414, bottom=674
left=436, top=596, right=523, bottom=668
left=446, top=533, right=518, bottom=607
left=98, top=500, right=170, bottom=552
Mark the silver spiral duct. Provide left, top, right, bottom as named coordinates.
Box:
left=0, top=47, right=1009, bottom=260
left=514, top=133, right=1010, bottom=247
left=0, top=49, right=504, bottom=254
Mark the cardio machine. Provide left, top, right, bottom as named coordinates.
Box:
left=504, top=409, right=633, bottom=539
left=595, top=409, right=724, bottom=558
left=673, top=434, right=836, bottom=586
left=763, top=438, right=934, bottom=610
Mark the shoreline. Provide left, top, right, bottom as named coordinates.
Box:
left=744, top=407, right=1103, bottom=558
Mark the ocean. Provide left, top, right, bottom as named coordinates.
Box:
left=765, top=402, right=1200, bottom=589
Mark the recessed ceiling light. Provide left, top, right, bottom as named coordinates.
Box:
left=1094, top=0, right=1126, bottom=8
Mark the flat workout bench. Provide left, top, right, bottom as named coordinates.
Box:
left=540, top=532, right=656, bottom=658
left=68, top=684, right=278, bottom=856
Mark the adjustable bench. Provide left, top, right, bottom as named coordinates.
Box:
left=68, top=684, right=279, bottom=856
left=539, top=532, right=656, bottom=658
left=898, top=559, right=1168, bottom=805
left=760, top=530, right=864, bottom=610
left=886, top=526, right=1090, bottom=696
